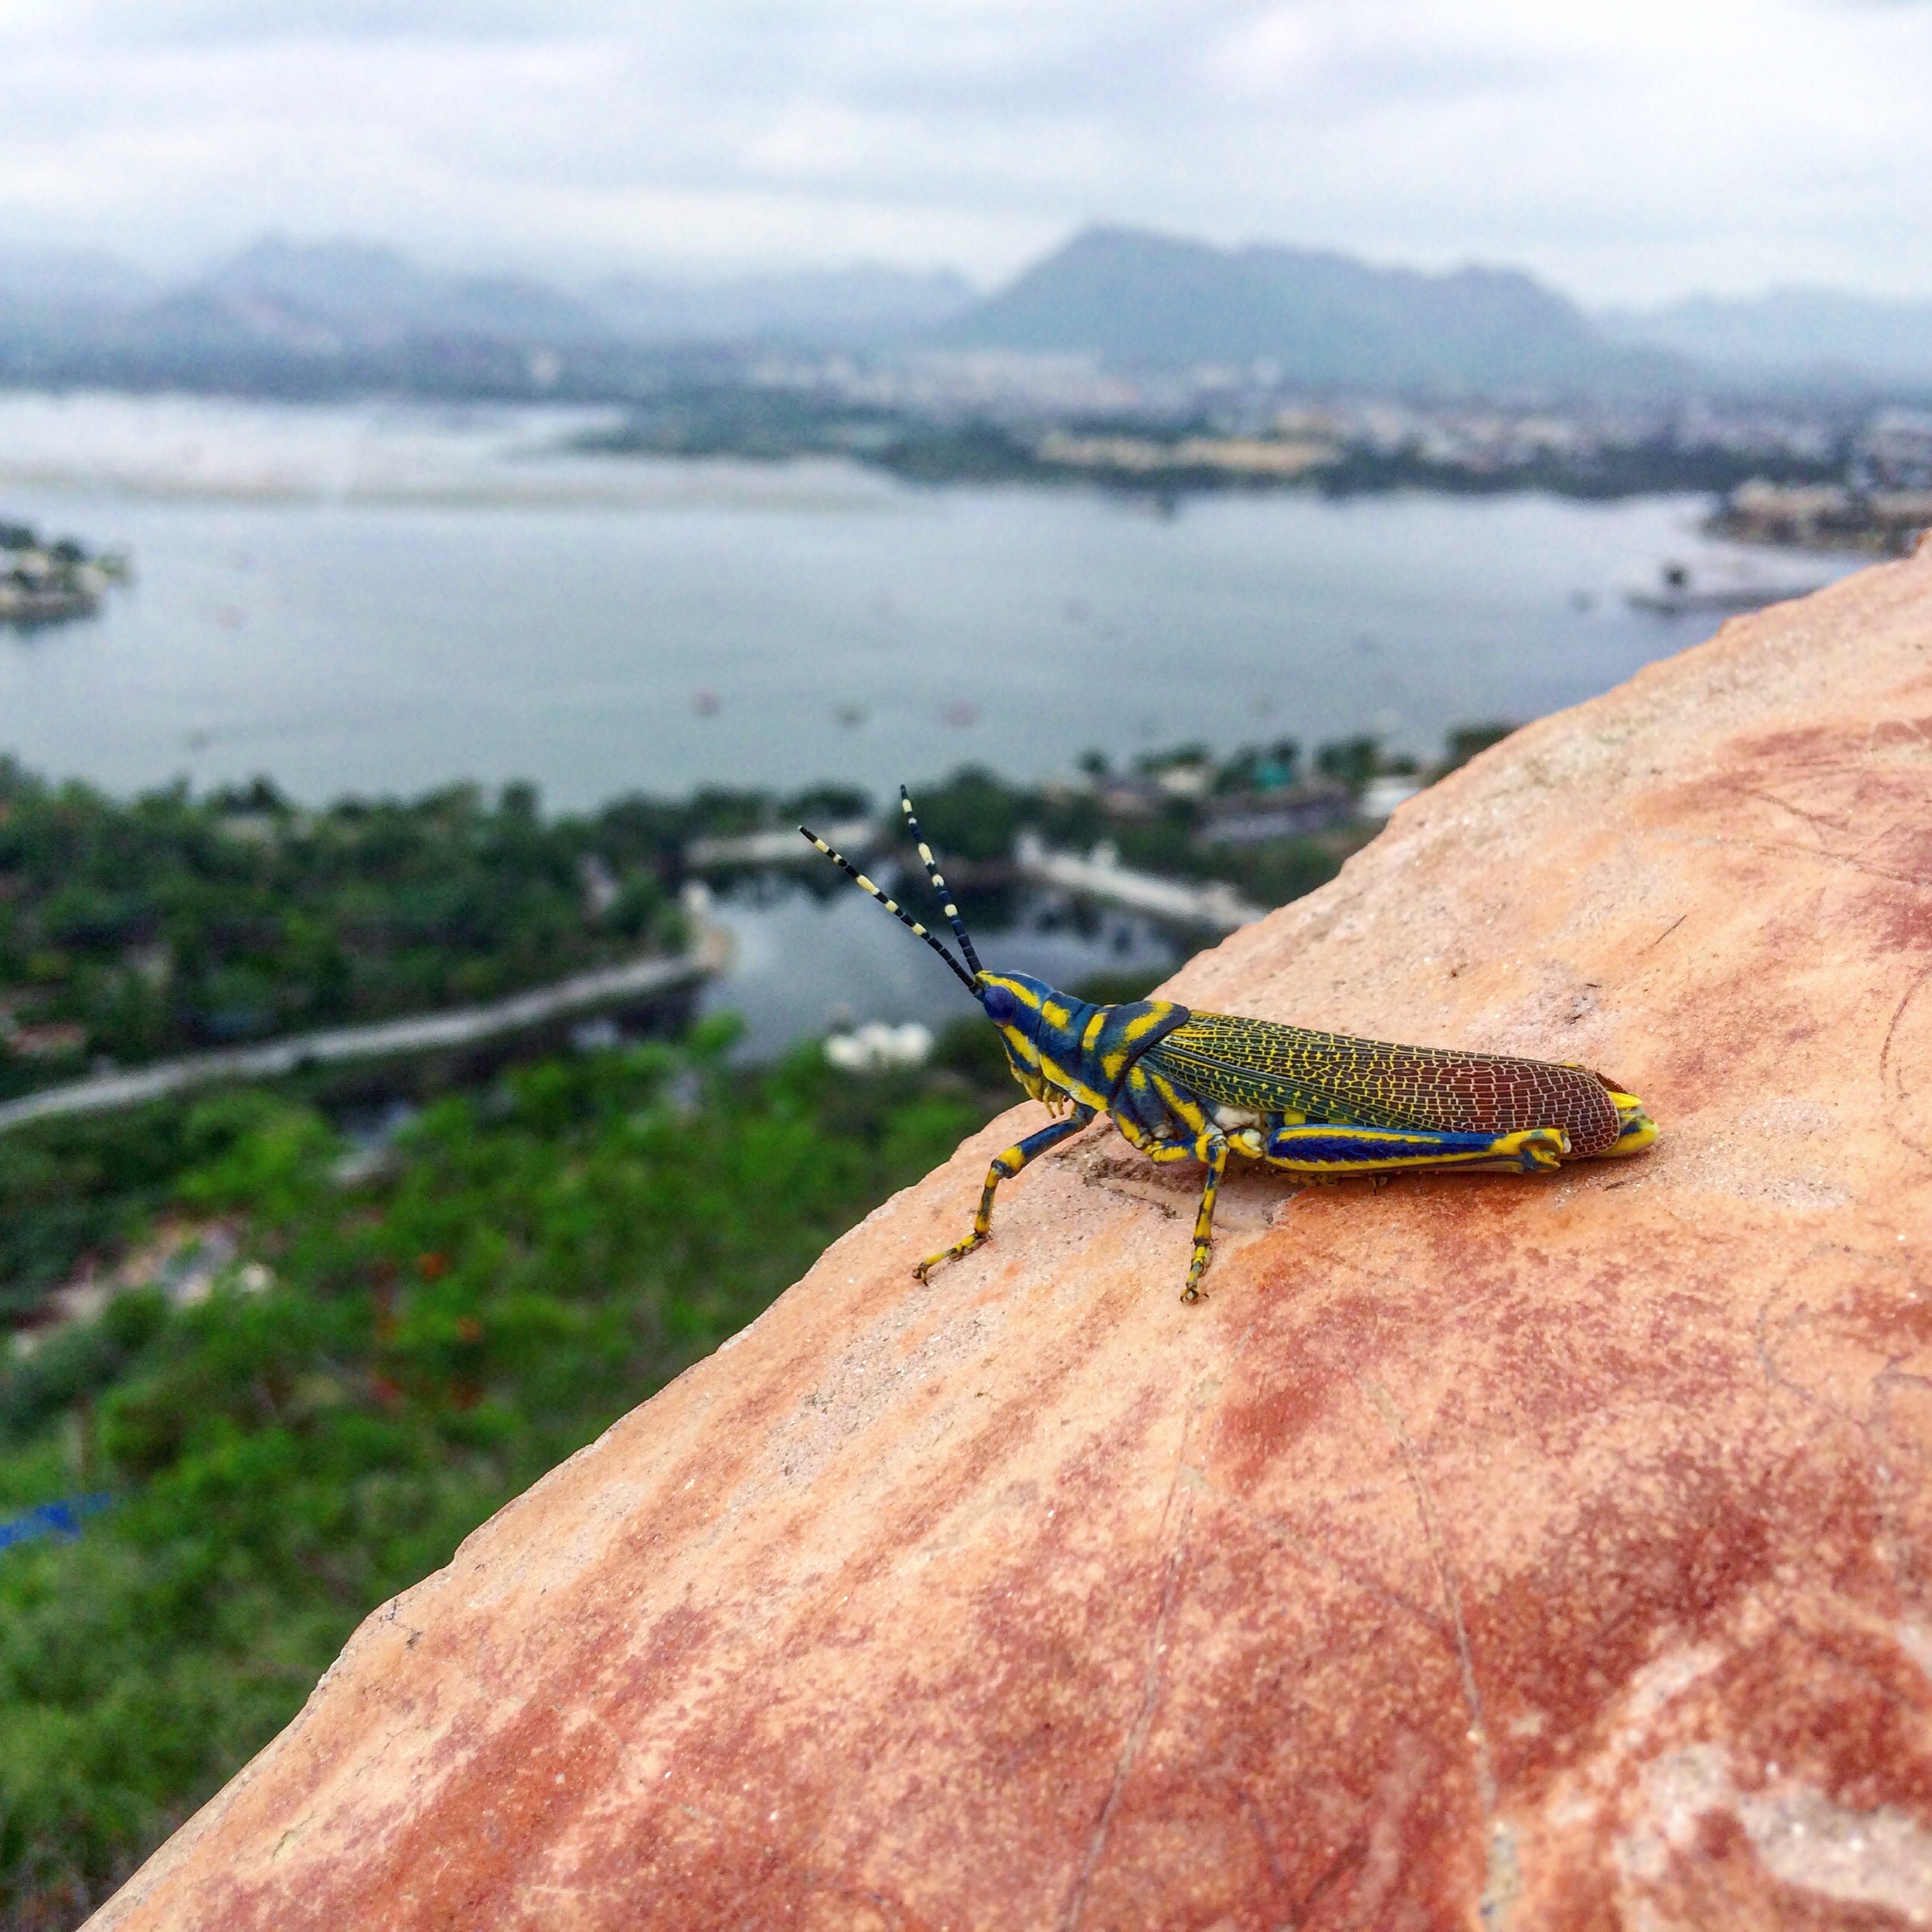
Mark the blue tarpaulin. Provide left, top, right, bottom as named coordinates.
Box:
left=0, top=1493, right=114, bottom=1552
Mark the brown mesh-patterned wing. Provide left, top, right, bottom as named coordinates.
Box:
left=1143, top=1010, right=1622, bottom=1155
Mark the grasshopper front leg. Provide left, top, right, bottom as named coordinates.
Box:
left=916, top=1103, right=1096, bottom=1282
left=1111, top=1110, right=1233, bottom=1302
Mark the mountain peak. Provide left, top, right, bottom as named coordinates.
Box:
left=942, top=223, right=1666, bottom=395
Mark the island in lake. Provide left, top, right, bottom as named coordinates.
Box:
left=0, top=521, right=129, bottom=627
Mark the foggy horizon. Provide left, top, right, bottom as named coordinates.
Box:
left=11, top=220, right=1932, bottom=324
left=3, top=2, right=1931, bottom=308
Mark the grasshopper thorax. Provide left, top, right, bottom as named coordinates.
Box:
left=979, top=972, right=1192, bottom=1114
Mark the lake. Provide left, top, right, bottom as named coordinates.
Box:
left=0, top=390, right=1851, bottom=806
left=0, top=390, right=1856, bottom=1052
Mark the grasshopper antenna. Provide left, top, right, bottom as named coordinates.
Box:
left=798, top=825, right=980, bottom=994
left=898, top=786, right=984, bottom=980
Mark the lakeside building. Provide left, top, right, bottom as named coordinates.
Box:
left=1711, top=480, right=1932, bottom=556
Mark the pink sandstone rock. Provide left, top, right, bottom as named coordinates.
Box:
left=92, top=541, right=1932, bottom=1931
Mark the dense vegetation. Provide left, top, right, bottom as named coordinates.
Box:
left=0, top=762, right=877, bottom=1099
left=0, top=1021, right=1009, bottom=1929
left=0, top=766, right=653, bottom=1092
left=0, top=734, right=1473, bottom=1104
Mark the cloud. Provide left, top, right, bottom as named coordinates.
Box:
left=0, top=0, right=1928, bottom=302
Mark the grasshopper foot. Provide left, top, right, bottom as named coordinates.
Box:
left=915, top=1230, right=987, bottom=1281
left=1181, top=1243, right=1213, bottom=1303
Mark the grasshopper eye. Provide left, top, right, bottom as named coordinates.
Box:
left=982, top=985, right=1017, bottom=1024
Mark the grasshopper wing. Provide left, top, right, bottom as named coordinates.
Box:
left=1142, top=1009, right=1623, bottom=1155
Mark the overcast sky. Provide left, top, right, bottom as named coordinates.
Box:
left=2, top=0, right=1930, bottom=305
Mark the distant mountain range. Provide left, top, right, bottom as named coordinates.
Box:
left=0, top=227, right=1926, bottom=401
left=0, top=246, right=159, bottom=331
left=0, top=237, right=977, bottom=395
left=937, top=226, right=1674, bottom=395
left=170, top=238, right=974, bottom=351
left=590, top=263, right=974, bottom=346
left=1601, top=287, right=1932, bottom=389
left=181, top=238, right=605, bottom=350
left=937, top=228, right=1932, bottom=395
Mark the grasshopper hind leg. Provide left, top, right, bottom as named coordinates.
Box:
left=1260, top=1122, right=1569, bottom=1177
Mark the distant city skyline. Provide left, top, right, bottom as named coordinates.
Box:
left=2, top=1, right=1930, bottom=305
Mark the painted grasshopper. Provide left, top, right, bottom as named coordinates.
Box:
left=802, top=790, right=1657, bottom=1301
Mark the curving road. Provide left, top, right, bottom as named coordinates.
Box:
left=0, top=930, right=728, bottom=1136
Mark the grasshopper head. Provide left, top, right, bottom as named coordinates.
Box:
left=977, top=971, right=1056, bottom=1103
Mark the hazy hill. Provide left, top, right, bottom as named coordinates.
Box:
left=0, top=238, right=975, bottom=376
left=182, top=237, right=609, bottom=348
left=0, top=245, right=158, bottom=329
left=589, top=264, right=975, bottom=346
left=1601, top=287, right=1932, bottom=390
left=938, top=226, right=1680, bottom=394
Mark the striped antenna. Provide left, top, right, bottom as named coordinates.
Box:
left=797, top=825, right=980, bottom=994
left=899, top=786, right=984, bottom=979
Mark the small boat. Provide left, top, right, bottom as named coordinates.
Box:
left=1625, top=560, right=1822, bottom=616
left=0, top=577, right=103, bottom=624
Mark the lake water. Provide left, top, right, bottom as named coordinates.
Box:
left=0, top=390, right=1852, bottom=805
left=0, top=390, right=1857, bottom=1052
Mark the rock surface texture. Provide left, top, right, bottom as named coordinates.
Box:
left=94, top=545, right=1932, bottom=1930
